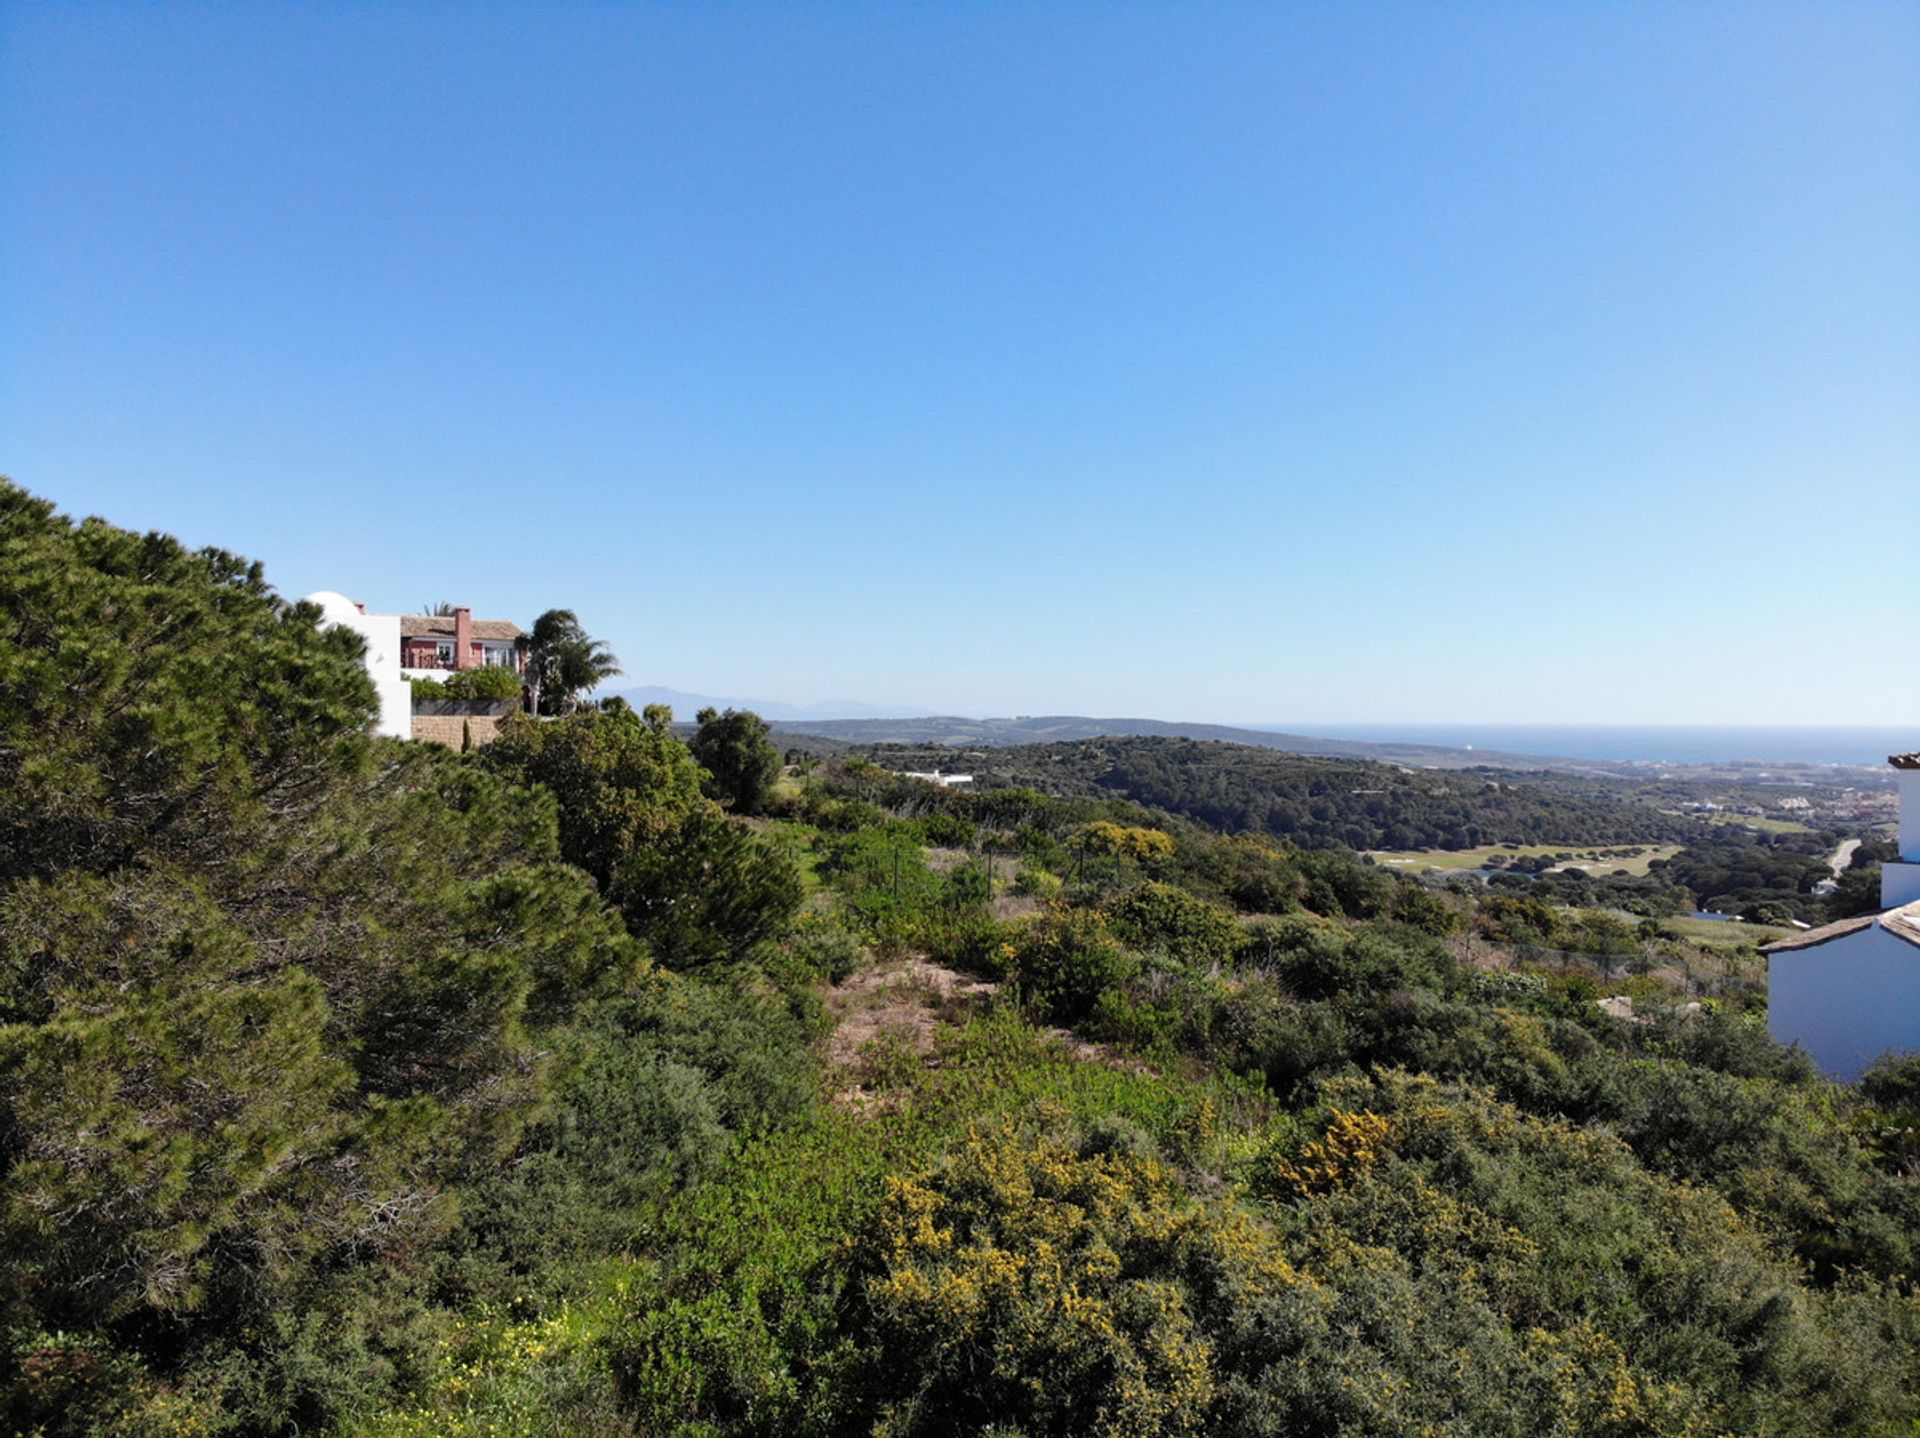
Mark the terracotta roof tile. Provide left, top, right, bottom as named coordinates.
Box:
left=400, top=615, right=523, bottom=641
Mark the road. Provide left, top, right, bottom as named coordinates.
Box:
left=1829, top=838, right=1862, bottom=878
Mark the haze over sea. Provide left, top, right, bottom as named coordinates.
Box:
left=1262, top=725, right=1918, bottom=768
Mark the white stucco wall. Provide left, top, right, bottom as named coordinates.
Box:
left=1769, top=924, right=1920, bottom=1081
left=1899, top=769, right=1920, bottom=861
left=305, top=591, right=411, bottom=740
left=1884, top=861, right=1920, bottom=908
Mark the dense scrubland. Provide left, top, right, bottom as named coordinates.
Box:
left=840, top=739, right=1874, bottom=925
left=824, top=738, right=1709, bottom=851
left=4, top=480, right=1919, bottom=1435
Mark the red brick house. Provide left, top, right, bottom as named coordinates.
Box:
left=398, top=607, right=526, bottom=676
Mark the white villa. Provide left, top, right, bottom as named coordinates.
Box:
left=305, top=592, right=526, bottom=742
left=1764, top=752, right=1920, bottom=1080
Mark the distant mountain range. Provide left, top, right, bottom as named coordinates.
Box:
left=606, top=686, right=936, bottom=723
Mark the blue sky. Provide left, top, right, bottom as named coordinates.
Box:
left=4, top=3, right=1916, bottom=725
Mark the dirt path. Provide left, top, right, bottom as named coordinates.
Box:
left=1830, top=838, right=1862, bottom=878
left=819, top=957, right=999, bottom=1105
left=818, top=955, right=1152, bottom=1105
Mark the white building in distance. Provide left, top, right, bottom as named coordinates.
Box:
left=1765, top=751, right=1920, bottom=1081
left=899, top=769, right=975, bottom=789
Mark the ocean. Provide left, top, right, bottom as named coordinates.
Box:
left=1264, top=725, right=1918, bottom=767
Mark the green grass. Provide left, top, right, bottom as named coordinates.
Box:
left=762, top=818, right=827, bottom=893
left=1368, top=843, right=1682, bottom=877
left=1657, top=913, right=1792, bottom=947
left=1697, top=812, right=1815, bottom=835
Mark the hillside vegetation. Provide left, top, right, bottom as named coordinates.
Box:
left=768, top=713, right=1611, bottom=771
left=3, top=480, right=1917, bottom=1436
left=834, top=740, right=1869, bottom=923
left=840, top=736, right=1708, bottom=851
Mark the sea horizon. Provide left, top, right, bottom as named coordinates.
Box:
left=1256, top=724, right=1917, bottom=768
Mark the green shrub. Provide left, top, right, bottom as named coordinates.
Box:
left=923, top=911, right=1010, bottom=979
left=941, top=857, right=992, bottom=909
left=786, top=914, right=865, bottom=984
left=1860, top=1051, right=1920, bottom=1111
left=1268, top=924, right=1446, bottom=1001
left=1215, top=982, right=1356, bottom=1101
left=616, top=809, right=804, bottom=969
left=445, top=665, right=524, bottom=702
left=1294, top=849, right=1396, bottom=919
left=920, top=811, right=978, bottom=848
left=1011, top=864, right=1064, bottom=900
left=1208, top=834, right=1307, bottom=915
left=1009, top=908, right=1135, bottom=1026
left=1269, top=1070, right=1920, bottom=1436
left=1108, top=881, right=1243, bottom=966
left=1389, top=882, right=1461, bottom=936
left=690, top=707, right=781, bottom=816
left=818, top=828, right=943, bottom=951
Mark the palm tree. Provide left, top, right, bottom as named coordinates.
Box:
left=523, top=608, right=623, bottom=715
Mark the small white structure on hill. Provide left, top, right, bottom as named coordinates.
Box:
left=899, top=769, right=975, bottom=789
left=1765, top=751, right=1920, bottom=1080
left=304, top=591, right=411, bottom=740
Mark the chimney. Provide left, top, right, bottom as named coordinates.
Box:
left=1882, top=753, right=1920, bottom=908
left=454, top=606, right=474, bottom=671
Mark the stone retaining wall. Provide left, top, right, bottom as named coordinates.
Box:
left=410, top=700, right=517, bottom=750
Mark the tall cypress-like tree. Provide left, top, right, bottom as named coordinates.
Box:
left=690, top=706, right=782, bottom=816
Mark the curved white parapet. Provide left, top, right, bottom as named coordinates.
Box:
left=305, top=590, right=366, bottom=630
left=303, top=591, right=411, bottom=739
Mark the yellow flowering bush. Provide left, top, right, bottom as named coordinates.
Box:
left=848, top=1121, right=1300, bottom=1438
left=353, top=1289, right=626, bottom=1438
left=1253, top=1108, right=1395, bottom=1198
left=1073, top=821, right=1177, bottom=864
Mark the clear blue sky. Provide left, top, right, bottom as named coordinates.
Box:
left=4, top=3, right=1915, bottom=725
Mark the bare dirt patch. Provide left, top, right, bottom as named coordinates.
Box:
left=820, top=955, right=1156, bottom=1107
left=922, top=847, right=972, bottom=874
left=1042, top=1027, right=1158, bottom=1076
left=990, top=893, right=1044, bottom=923
left=822, top=957, right=1000, bottom=1105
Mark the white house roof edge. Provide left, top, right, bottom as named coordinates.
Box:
left=1763, top=900, right=1920, bottom=955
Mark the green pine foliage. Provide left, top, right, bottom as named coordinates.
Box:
left=0, top=484, right=376, bottom=885
left=480, top=708, right=802, bottom=968
left=0, top=483, right=808, bottom=1432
